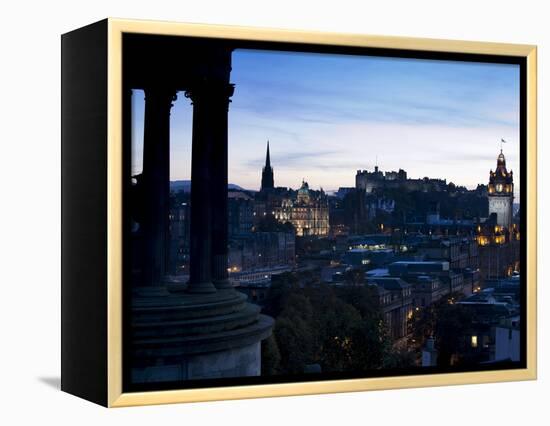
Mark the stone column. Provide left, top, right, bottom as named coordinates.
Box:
left=185, top=81, right=233, bottom=293
left=141, top=87, right=177, bottom=287
left=211, top=83, right=235, bottom=289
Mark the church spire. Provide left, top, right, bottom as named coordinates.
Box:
left=265, top=140, right=271, bottom=168
left=261, top=140, right=274, bottom=191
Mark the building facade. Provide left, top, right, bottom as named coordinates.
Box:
left=228, top=231, right=295, bottom=272
left=228, top=191, right=254, bottom=237
left=368, top=277, right=413, bottom=341
left=274, top=180, right=330, bottom=236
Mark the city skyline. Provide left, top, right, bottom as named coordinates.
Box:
left=131, top=49, right=520, bottom=195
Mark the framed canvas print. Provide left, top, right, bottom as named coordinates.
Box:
left=61, top=18, right=537, bottom=407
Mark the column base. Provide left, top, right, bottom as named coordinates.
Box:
left=213, top=279, right=233, bottom=290
left=130, top=285, right=274, bottom=384
left=186, top=281, right=217, bottom=294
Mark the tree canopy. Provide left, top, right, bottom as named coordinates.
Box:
left=261, top=273, right=414, bottom=375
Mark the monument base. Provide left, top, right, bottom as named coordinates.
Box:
left=130, top=287, right=273, bottom=384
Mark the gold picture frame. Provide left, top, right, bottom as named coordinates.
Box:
left=61, top=18, right=537, bottom=407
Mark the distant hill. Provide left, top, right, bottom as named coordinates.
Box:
left=228, top=183, right=247, bottom=191
left=170, top=180, right=191, bottom=192
left=170, top=180, right=245, bottom=193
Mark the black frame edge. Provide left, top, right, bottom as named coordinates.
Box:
left=61, top=18, right=109, bottom=407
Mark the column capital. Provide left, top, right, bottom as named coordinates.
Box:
left=143, top=87, right=178, bottom=113
left=184, top=80, right=235, bottom=108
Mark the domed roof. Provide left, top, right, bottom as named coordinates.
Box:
left=298, top=179, right=309, bottom=193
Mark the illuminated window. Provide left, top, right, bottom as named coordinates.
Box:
left=471, top=335, right=478, bottom=348
left=477, top=236, right=489, bottom=246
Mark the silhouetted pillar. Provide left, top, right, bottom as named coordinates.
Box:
left=141, top=87, right=177, bottom=286
left=185, top=81, right=233, bottom=293
left=211, top=83, right=235, bottom=289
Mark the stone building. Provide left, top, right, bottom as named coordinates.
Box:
left=415, top=237, right=479, bottom=295
left=167, top=194, right=191, bottom=276
left=368, top=277, right=413, bottom=341
left=477, top=225, right=520, bottom=280
left=228, top=231, right=295, bottom=272
left=356, top=166, right=446, bottom=194
left=274, top=180, right=330, bottom=237
left=228, top=190, right=254, bottom=237
left=417, top=236, right=479, bottom=271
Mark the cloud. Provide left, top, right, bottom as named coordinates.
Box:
left=228, top=120, right=520, bottom=193
left=230, top=49, right=520, bottom=131
left=245, top=150, right=340, bottom=168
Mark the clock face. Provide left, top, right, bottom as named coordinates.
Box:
left=496, top=183, right=503, bottom=192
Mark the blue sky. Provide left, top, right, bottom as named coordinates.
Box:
left=132, top=49, right=520, bottom=196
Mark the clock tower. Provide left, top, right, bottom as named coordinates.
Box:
left=488, top=149, right=514, bottom=228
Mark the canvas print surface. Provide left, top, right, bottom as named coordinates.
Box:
left=123, top=35, right=524, bottom=391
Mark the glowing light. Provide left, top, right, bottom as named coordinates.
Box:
left=477, top=236, right=489, bottom=246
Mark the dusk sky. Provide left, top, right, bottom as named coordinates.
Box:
left=132, top=49, right=520, bottom=196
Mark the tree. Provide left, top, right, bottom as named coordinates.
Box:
left=261, top=335, right=281, bottom=375
left=265, top=274, right=396, bottom=374
left=311, top=295, right=363, bottom=372
left=262, top=272, right=299, bottom=318
left=336, top=284, right=380, bottom=321
left=272, top=293, right=316, bottom=374
left=382, top=347, right=417, bottom=369
left=434, top=304, right=476, bottom=366
left=409, top=294, right=477, bottom=367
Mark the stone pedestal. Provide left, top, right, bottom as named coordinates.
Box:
left=130, top=287, right=273, bottom=383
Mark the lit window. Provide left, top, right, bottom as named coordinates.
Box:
left=471, top=335, right=478, bottom=348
